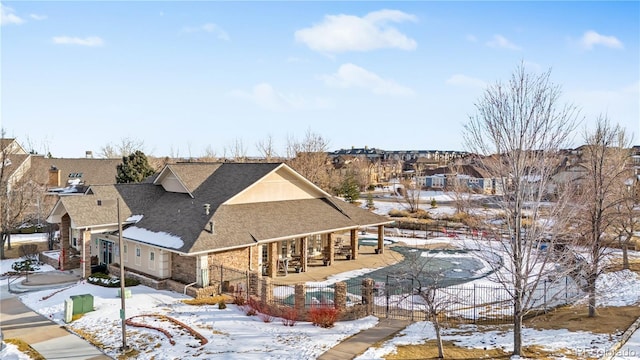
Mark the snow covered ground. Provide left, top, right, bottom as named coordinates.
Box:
left=2, top=199, right=640, bottom=359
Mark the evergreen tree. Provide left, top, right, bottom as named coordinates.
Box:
left=339, top=175, right=360, bottom=203
left=116, top=150, right=155, bottom=183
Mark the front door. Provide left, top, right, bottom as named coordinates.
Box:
left=100, top=239, right=113, bottom=265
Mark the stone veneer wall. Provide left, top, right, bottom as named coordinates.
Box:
left=208, top=247, right=256, bottom=271
left=60, top=214, right=71, bottom=270
left=171, top=252, right=197, bottom=284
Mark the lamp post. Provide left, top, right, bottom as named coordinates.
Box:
left=116, top=197, right=128, bottom=352
left=97, top=198, right=128, bottom=352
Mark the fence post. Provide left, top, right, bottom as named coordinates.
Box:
left=385, top=274, right=390, bottom=318
left=473, top=283, right=477, bottom=324
left=411, top=278, right=414, bottom=322
left=362, top=279, right=374, bottom=316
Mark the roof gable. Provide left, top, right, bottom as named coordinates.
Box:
left=226, top=164, right=330, bottom=205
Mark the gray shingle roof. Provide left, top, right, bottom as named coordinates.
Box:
left=57, top=162, right=392, bottom=254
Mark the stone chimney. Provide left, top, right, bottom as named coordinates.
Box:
left=48, top=166, right=61, bottom=187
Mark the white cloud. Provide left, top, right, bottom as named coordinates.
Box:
left=182, top=23, right=230, bottom=41
left=486, top=34, right=521, bottom=50
left=1, top=4, right=24, bottom=25
left=580, top=30, right=623, bottom=50
left=52, top=36, right=104, bottom=47
left=446, top=74, right=486, bottom=88
left=321, top=63, right=414, bottom=96
left=29, top=14, right=47, bottom=21
left=295, top=9, right=417, bottom=53
left=228, top=83, right=332, bottom=111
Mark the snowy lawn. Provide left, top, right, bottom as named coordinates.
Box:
left=12, top=281, right=378, bottom=360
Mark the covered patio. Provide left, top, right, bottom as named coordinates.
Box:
left=261, top=225, right=394, bottom=279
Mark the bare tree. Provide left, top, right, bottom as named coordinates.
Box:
left=256, top=134, right=277, bottom=162
left=285, top=130, right=337, bottom=192
left=396, top=177, right=421, bottom=213
left=612, top=177, right=638, bottom=270
left=574, top=117, right=632, bottom=317
left=463, top=63, right=580, bottom=356
left=98, top=137, right=145, bottom=158
left=446, top=164, right=472, bottom=214
left=201, top=145, right=218, bottom=162
left=226, top=138, right=247, bottom=163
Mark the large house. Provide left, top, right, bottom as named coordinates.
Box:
left=47, top=162, right=392, bottom=293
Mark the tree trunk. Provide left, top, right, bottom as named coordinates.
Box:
left=622, top=243, right=629, bottom=270
left=433, top=314, right=445, bottom=359
left=0, top=233, right=5, bottom=260
left=513, top=298, right=523, bottom=356
left=588, top=272, right=598, bottom=317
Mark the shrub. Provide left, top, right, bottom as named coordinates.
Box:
left=183, top=295, right=228, bottom=306
left=218, top=300, right=227, bottom=310
left=11, top=259, right=40, bottom=272
left=388, top=209, right=410, bottom=218
left=308, top=305, right=339, bottom=328
left=280, top=306, right=298, bottom=327
left=87, top=273, right=139, bottom=287
left=258, top=312, right=274, bottom=323
left=233, top=296, right=246, bottom=306
left=430, top=198, right=437, bottom=208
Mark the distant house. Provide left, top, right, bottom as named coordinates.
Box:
left=47, top=162, right=392, bottom=295
left=0, top=139, right=121, bottom=227
left=419, top=164, right=498, bottom=194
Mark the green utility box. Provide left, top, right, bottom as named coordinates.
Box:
left=70, top=294, right=94, bottom=315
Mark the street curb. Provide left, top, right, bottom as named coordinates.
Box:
left=601, top=315, right=640, bottom=360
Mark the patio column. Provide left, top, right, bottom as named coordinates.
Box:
left=350, top=229, right=358, bottom=260
left=196, top=255, right=209, bottom=287
left=377, top=225, right=384, bottom=254
left=326, top=233, right=335, bottom=265
left=301, top=237, right=308, bottom=272
left=60, top=214, right=71, bottom=271
left=267, top=242, right=278, bottom=278
left=82, top=229, right=92, bottom=279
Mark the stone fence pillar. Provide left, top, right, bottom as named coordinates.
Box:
left=294, top=284, right=306, bottom=317
left=362, top=278, right=374, bottom=315
left=249, top=272, right=261, bottom=298
left=261, top=277, right=273, bottom=305
left=334, top=282, right=347, bottom=311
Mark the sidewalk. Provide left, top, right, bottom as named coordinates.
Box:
left=317, top=318, right=409, bottom=360
left=1, top=271, right=112, bottom=360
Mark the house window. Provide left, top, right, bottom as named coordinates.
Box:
left=149, top=251, right=155, bottom=270
left=135, top=246, right=141, bottom=266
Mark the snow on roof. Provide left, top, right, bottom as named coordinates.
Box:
left=122, top=226, right=184, bottom=249
left=126, top=215, right=143, bottom=223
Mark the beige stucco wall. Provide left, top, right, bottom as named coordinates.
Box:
left=91, top=234, right=171, bottom=279
left=227, top=168, right=323, bottom=204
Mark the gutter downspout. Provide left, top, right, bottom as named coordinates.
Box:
left=184, top=282, right=197, bottom=296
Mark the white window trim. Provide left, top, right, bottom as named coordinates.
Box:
left=135, top=246, right=141, bottom=266
left=149, top=251, right=155, bottom=270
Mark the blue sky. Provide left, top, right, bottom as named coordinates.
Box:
left=1, top=1, right=638, bottom=158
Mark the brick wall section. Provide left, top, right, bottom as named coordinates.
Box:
left=334, top=282, right=346, bottom=311
left=60, top=214, right=70, bottom=270
left=208, top=247, right=254, bottom=271
left=362, top=278, right=374, bottom=315
left=171, top=253, right=197, bottom=284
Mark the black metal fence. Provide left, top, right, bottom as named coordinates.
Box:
left=208, top=264, right=250, bottom=298
left=372, top=275, right=584, bottom=323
